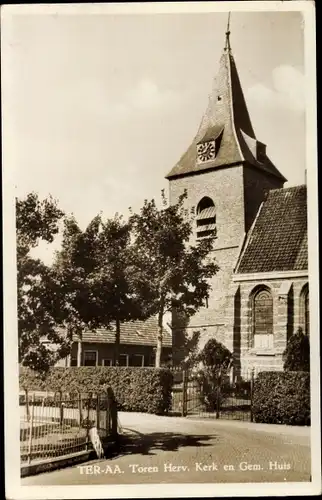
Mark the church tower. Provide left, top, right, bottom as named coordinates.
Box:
left=166, top=18, right=287, bottom=361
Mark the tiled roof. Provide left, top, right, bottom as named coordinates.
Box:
left=166, top=47, right=286, bottom=183
left=235, top=185, right=308, bottom=274
left=72, top=316, right=172, bottom=347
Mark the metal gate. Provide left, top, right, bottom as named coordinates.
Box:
left=171, top=369, right=254, bottom=422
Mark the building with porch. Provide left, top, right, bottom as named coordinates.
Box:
left=55, top=316, right=172, bottom=368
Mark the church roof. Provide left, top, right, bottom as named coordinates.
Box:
left=166, top=30, right=286, bottom=182
left=71, top=316, right=172, bottom=347
left=235, top=185, right=308, bottom=274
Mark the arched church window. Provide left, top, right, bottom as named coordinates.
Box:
left=196, top=197, right=216, bottom=239
left=252, top=287, right=273, bottom=349
left=300, top=284, right=309, bottom=336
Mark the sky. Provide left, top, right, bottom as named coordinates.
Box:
left=4, top=8, right=306, bottom=262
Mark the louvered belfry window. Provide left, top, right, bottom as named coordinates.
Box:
left=253, top=288, right=273, bottom=349
left=196, top=197, right=216, bottom=238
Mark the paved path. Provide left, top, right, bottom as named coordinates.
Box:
left=21, top=412, right=311, bottom=485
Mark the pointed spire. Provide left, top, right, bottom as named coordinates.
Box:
left=166, top=17, right=287, bottom=183
left=224, top=12, right=231, bottom=52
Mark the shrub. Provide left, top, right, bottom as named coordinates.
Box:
left=19, top=366, right=173, bottom=415
left=283, top=327, right=310, bottom=372
left=194, top=338, right=233, bottom=411
left=252, top=371, right=310, bottom=425
left=196, top=338, right=233, bottom=375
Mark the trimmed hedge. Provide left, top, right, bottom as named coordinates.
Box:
left=253, top=371, right=310, bottom=426
left=20, top=366, right=173, bottom=415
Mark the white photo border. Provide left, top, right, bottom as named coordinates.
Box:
left=1, top=1, right=319, bottom=498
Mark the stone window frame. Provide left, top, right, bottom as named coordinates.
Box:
left=248, top=284, right=274, bottom=350
left=300, top=283, right=309, bottom=336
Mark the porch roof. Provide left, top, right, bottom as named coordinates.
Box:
left=72, top=316, right=172, bottom=347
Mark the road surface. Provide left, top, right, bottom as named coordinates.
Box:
left=21, top=412, right=311, bottom=485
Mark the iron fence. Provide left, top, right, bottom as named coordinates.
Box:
left=19, top=390, right=117, bottom=465
left=170, top=368, right=255, bottom=421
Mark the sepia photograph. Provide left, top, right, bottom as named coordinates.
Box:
left=2, top=1, right=320, bottom=499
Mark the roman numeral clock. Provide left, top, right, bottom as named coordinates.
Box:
left=197, top=140, right=216, bottom=162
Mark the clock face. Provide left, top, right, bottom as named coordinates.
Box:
left=197, top=141, right=216, bottom=162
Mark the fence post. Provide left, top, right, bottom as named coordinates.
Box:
left=87, top=393, right=91, bottom=421
left=250, top=368, right=254, bottom=423
left=106, top=391, right=112, bottom=434
left=25, top=389, right=30, bottom=422
left=182, top=369, right=188, bottom=417
left=85, top=394, right=91, bottom=451
left=59, top=391, right=64, bottom=426
left=96, top=394, right=100, bottom=430
left=216, top=371, right=221, bottom=419
left=78, top=393, right=83, bottom=428
left=107, top=389, right=118, bottom=438
left=27, top=393, right=35, bottom=464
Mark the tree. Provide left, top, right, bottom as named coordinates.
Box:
left=52, top=215, right=104, bottom=364
left=196, top=338, right=233, bottom=378
left=283, top=327, right=310, bottom=372
left=130, top=190, right=219, bottom=367
left=195, top=338, right=233, bottom=411
left=93, top=215, right=153, bottom=365
left=16, top=192, right=68, bottom=372
left=54, top=214, right=152, bottom=365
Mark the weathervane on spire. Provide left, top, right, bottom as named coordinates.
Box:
left=225, top=12, right=231, bottom=51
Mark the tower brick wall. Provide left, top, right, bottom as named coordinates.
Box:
left=165, top=29, right=301, bottom=375
left=169, top=163, right=287, bottom=367
left=169, top=165, right=245, bottom=360
left=169, top=166, right=246, bottom=248
left=243, top=165, right=284, bottom=232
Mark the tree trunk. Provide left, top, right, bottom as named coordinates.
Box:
left=114, top=318, right=120, bottom=366
left=155, top=299, right=164, bottom=368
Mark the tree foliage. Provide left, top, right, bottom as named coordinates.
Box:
left=17, top=188, right=221, bottom=371
left=283, top=327, right=310, bottom=372
left=196, top=338, right=233, bottom=379
left=130, top=190, right=219, bottom=367
left=54, top=214, right=152, bottom=365
left=16, top=192, right=64, bottom=260
left=17, top=193, right=68, bottom=372
left=195, top=338, right=233, bottom=411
